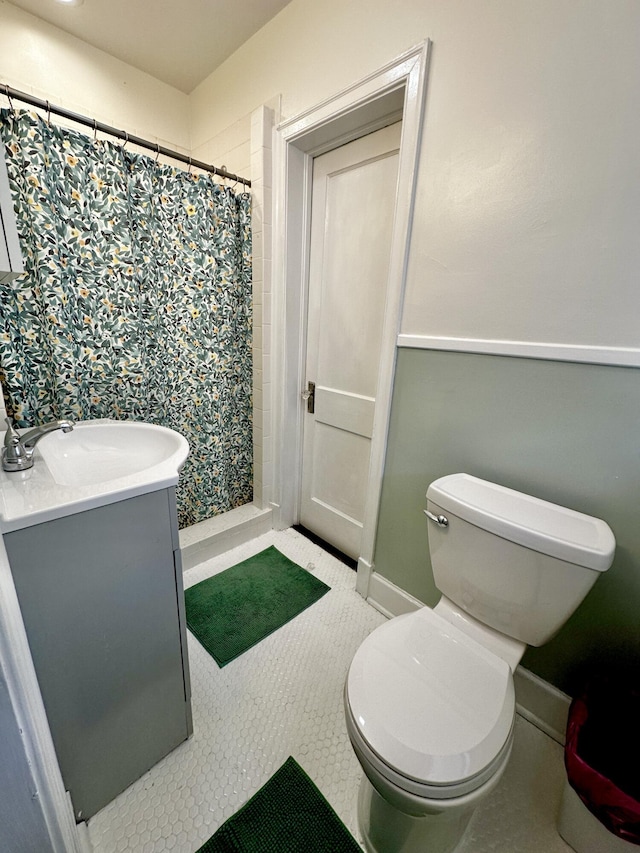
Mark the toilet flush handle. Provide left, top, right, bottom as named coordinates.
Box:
left=424, top=509, right=448, bottom=527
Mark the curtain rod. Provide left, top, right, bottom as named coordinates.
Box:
left=1, top=83, right=251, bottom=188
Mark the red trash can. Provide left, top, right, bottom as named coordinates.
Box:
left=559, top=679, right=640, bottom=851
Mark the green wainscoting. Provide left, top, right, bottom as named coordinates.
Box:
left=374, top=348, right=640, bottom=695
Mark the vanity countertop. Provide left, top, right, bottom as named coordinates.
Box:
left=0, top=419, right=189, bottom=533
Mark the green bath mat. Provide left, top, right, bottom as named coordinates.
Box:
left=185, top=546, right=330, bottom=667
left=195, top=756, right=361, bottom=853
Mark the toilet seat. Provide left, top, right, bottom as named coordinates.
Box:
left=346, top=607, right=515, bottom=798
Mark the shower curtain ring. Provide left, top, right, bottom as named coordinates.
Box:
left=155, top=142, right=160, bottom=163
left=46, top=100, right=51, bottom=124
left=121, top=131, right=129, bottom=150
left=188, top=157, right=193, bottom=174
left=3, top=84, right=14, bottom=111
left=92, top=118, right=98, bottom=142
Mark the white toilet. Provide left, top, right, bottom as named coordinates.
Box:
left=344, top=473, right=616, bottom=853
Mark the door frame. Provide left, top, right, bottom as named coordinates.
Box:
left=271, top=42, right=431, bottom=595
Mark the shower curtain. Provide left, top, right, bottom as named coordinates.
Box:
left=0, top=109, right=252, bottom=527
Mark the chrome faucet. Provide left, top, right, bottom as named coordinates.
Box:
left=2, top=417, right=74, bottom=472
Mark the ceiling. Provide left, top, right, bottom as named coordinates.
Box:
left=7, top=0, right=293, bottom=93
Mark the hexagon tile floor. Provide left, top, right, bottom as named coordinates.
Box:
left=87, top=528, right=574, bottom=853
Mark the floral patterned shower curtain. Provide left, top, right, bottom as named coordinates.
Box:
left=0, top=110, right=252, bottom=527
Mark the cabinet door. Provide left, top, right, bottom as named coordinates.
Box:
left=5, top=489, right=191, bottom=820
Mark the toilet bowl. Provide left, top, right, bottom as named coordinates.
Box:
left=345, top=473, right=616, bottom=853
left=345, top=605, right=519, bottom=853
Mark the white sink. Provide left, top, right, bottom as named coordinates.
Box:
left=38, top=420, right=188, bottom=487
left=0, top=419, right=189, bottom=532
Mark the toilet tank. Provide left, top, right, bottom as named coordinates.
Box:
left=426, top=474, right=615, bottom=646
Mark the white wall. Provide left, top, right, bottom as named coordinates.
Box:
left=0, top=1, right=190, bottom=151
left=402, top=2, right=640, bottom=348
left=190, top=0, right=640, bottom=351
left=3, top=0, right=638, bottom=349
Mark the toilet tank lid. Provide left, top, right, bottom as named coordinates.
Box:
left=426, top=474, right=615, bottom=572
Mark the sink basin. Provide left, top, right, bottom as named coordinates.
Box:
left=38, top=420, right=188, bottom=487
left=0, top=419, right=189, bottom=532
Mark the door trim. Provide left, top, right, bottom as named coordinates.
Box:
left=0, top=542, right=84, bottom=852
left=271, top=42, right=431, bottom=596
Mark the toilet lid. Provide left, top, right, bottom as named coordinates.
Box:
left=347, top=607, right=515, bottom=787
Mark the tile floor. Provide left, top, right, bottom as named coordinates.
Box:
left=87, top=528, right=573, bottom=853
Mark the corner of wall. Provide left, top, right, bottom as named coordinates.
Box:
left=250, top=105, right=275, bottom=510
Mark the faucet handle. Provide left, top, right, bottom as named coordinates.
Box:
left=2, top=417, right=32, bottom=471
left=4, top=416, right=21, bottom=447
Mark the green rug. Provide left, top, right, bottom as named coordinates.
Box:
left=185, top=546, right=330, bottom=667
left=196, top=756, right=361, bottom=852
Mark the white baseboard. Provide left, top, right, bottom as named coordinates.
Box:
left=365, top=570, right=425, bottom=619
left=514, top=665, right=571, bottom=745
left=355, top=556, right=373, bottom=598
left=75, top=817, right=93, bottom=853
left=179, top=504, right=273, bottom=571
left=365, top=570, right=571, bottom=743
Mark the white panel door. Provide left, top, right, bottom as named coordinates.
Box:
left=300, top=122, right=401, bottom=559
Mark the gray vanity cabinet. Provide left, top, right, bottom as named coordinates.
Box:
left=4, top=487, right=192, bottom=821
